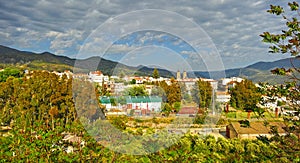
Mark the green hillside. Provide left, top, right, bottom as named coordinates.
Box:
left=0, top=45, right=299, bottom=83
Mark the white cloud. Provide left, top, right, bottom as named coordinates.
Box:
left=46, top=29, right=84, bottom=54
left=0, top=0, right=290, bottom=69
left=106, top=44, right=137, bottom=54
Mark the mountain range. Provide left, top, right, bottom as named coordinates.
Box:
left=0, top=45, right=299, bottom=83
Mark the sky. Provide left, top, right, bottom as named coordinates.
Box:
left=0, top=0, right=292, bottom=71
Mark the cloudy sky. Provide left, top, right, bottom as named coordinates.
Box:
left=0, top=0, right=291, bottom=71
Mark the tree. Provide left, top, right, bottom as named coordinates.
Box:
left=123, top=85, right=148, bottom=96
left=173, top=102, right=181, bottom=113
left=167, top=78, right=181, bottom=105
left=191, top=80, right=213, bottom=108
left=229, top=79, right=262, bottom=111
left=0, top=68, right=23, bottom=82
left=130, top=79, right=136, bottom=84
left=260, top=1, right=300, bottom=142
left=151, top=85, right=167, bottom=102
left=161, top=103, right=172, bottom=116
left=260, top=1, right=300, bottom=109
left=152, top=68, right=160, bottom=79
left=0, top=71, right=80, bottom=130
left=154, top=81, right=169, bottom=102
left=119, top=70, right=125, bottom=79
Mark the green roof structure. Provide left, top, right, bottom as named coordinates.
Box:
left=100, top=96, right=162, bottom=104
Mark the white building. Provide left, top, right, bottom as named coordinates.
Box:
left=221, top=77, right=244, bottom=86
left=89, top=71, right=109, bottom=84
left=200, top=78, right=218, bottom=90
left=100, top=96, right=162, bottom=113
left=216, top=92, right=231, bottom=103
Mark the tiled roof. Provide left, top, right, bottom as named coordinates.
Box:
left=177, top=107, right=198, bottom=114
left=230, top=121, right=286, bottom=135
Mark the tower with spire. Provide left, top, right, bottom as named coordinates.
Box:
left=176, top=70, right=181, bottom=80
left=183, top=71, right=187, bottom=79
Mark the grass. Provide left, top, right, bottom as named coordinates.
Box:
left=223, top=110, right=282, bottom=121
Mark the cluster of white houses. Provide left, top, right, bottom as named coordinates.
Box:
left=49, top=70, right=298, bottom=118
left=100, top=96, right=162, bottom=116
left=67, top=70, right=248, bottom=115
left=20, top=69, right=299, bottom=139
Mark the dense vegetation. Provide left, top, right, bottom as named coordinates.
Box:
left=260, top=1, right=300, bottom=139
left=0, top=71, right=76, bottom=130
left=1, top=1, right=300, bottom=162
left=0, top=70, right=299, bottom=162
left=229, top=79, right=262, bottom=111
left=191, top=80, right=213, bottom=108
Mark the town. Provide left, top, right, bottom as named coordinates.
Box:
left=45, top=68, right=298, bottom=140
left=53, top=69, right=294, bottom=118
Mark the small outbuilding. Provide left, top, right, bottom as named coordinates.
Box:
left=226, top=121, right=286, bottom=139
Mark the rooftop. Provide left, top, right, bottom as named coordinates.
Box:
left=230, top=121, right=286, bottom=135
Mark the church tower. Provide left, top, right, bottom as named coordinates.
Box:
left=176, top=70, right=181, bottom=80
left=183, top=71, right=187, bottom=79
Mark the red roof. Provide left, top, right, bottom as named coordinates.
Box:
left=90, top=71, right=102, bottom=75
left=177, top=107, right=198, bottom=114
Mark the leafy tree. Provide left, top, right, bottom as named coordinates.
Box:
left=130, top=79, right=136, bottom=84
left=260, top=1, right=300, bottom=109
left=0, top=71, right=80, bottom=130
left=123, top=85, right=148, bottom=96
left=260, top=1, right=300, bottom=147
left=173, top=101, right=181, bottom=113
left=154, top=81, right=169, bottom=102
left=150, top=85, right=167, bottom=102
left=152, top=68, right=160, bottom=79
left=166, top=78, right=181, bottom=105
left=95, top=82, right=110, bottom=96
left=119, top=70, right=125, bottom=79
left=191, top=80, right=213, bottom=108
left=229, top=79, right=261, bottom=111
left=0, top=68, right=23, bottom=82
left=153, top=79, right=181, bottom=106
left=161, top=103, right=172, bottom=116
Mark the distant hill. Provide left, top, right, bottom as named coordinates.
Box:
left=0, top=45, right=174, bottom=77
left=193, top=58, right=300, bottom=84
left=0, top=45, right=74, bottom=65
left=1, top=45, right=299, bottom=83
left=245, top=58, right=300, bottom=70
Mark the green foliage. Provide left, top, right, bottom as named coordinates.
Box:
left=0, top=68, right=23, bottom=82
left=260, top=1, right=300, bottom=56
left=152, top=68, right=160, bottom=79
left=166, top=78, right=181, bottom=105
left=191, top=80, right=213, bottom=108
left=194, top=113, right=207, bottom=124
left=150, top=85, right=166, bottom=100
left=0, top=71, right=77, bottom=129
left=260, top=1, right=300, bottom=109
left=109, top=116, right=128, bottom=130
left=123, top=85, right=148, bottom=96
left=130, top=79, right=136, bottom=84
left=229, top=79, right=262, bottom=111
left=95, top=82, right=110, bottom=96
left=161, top=103, right=172, bottom=116
left=3, top=127, right=299, bottom=162
left=153, top=79, right=181, bottom=108
left=0, top=71, right=299, bottom=162
left=153, top=81, right=168, bottom=102
left=173, top=102, right=181, bottom=113
left=260, top=0, right=300, bottom=133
